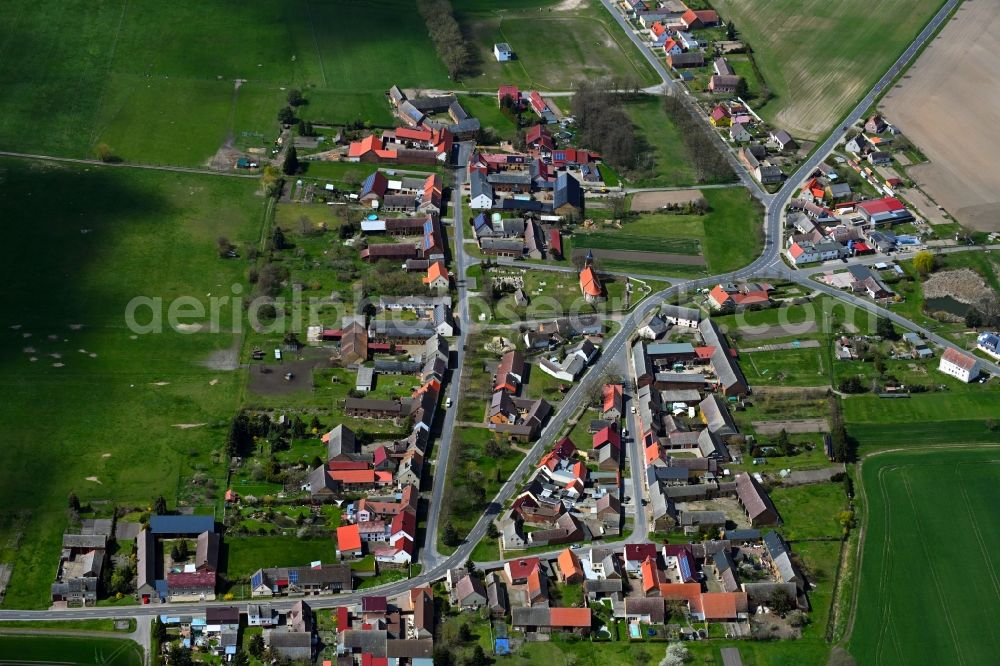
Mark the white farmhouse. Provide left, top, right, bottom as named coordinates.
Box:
left=938, top=347, right=980, bottom=383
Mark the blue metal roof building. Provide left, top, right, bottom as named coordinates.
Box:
left=149, top=514, right=215, bottom=536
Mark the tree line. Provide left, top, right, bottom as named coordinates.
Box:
left=417, top=0, right=471, bottom=80
left=570, top=81, right=640, bottom=171
left=661, top=94, right=736, bottom=184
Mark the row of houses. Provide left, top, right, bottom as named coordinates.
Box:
left=785, top=196, right=915, bottom=265
left=501, top=436, right=622, bottom=551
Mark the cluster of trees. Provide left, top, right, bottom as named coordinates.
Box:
left=416, top=0, right=470, bottom=80
left=912, top=250, right=936, bottom=276
left=661, top=95, right=736, bottom=184
left=828, top=394, right=856, bottom=462
left=226, top=410, right=294, bottom=458
left=571, top=81, right=639, bottom=170
left=169, top=539, right=191, bottom=562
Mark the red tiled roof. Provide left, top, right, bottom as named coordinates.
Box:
left=337, top=525, right=362, bottom=552
left=506, top=557, right=540, bottom=581
left=330, top=469, right=377, bottom=484
left=580, top=266, right=602, bottom=297
left=593, top=425, right=621, bottom=449
left=602, top=383, right=623, bottom=413
left=557, top=548, right=582, bottom=580
left=549, top=607, right=591, bottom=628
left=625, top=543, right=658, bottom=562
left=700, top=592, right=748, bottom=620
left=942, top=347, right=978, bottom=371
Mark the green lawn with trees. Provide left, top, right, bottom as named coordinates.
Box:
left=0, top=159, right=265, bottom=607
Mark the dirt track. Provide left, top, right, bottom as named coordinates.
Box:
left=881, top=2, right=1000, bottom=231
left=630, top=189, right=704, bottom=211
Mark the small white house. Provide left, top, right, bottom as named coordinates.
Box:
left=976, top=332, right=1000, bottom=360
left=938, top=348, right=980, bottom=383
left=493, top=43, right=514, bottom=62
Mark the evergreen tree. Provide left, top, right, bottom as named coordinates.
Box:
left=282, top=146, right=299, bottom=175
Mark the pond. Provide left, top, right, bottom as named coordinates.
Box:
left=925, top=295, right=971, bottom=317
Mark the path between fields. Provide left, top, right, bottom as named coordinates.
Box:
left=0, top=151, right=259, bottom=179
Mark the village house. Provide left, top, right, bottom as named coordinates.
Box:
left=938, top=347, right=980, bottom=383
left=250, top=565, right=353, bottom=598
left=735, top=473, right=780, bottom=526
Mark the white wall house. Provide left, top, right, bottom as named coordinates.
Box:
left=493, top=43, right=513, bottom=62
left=938, top=348, right=980, bottom=383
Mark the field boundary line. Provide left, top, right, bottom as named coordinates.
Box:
left=305, top=0, right=328, bottom=87
left=90, top=0, right=130, bottom=147
left=0, top=151, right=258, bottom=179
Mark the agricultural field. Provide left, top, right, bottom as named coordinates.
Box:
left=710, top=0, right=945, bottom=139
left=458, top=0, right=659, bottom=91
left=881, top=0, right=1000, bottom=232
left=849, top=447, right=1000, bottom=664
left=0, top=159, right=264, bottom=607
left=566, top=188, right=762, bottom=275
left=0, top=635, right=143, bottom=665
left=0, top=0, right=454, bottom=165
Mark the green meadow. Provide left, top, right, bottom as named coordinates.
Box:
left=0, top=158, right=264, bottom=607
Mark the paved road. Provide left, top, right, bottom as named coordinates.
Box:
left=421, top=141, right=476, bottom=569
left=0, top=0, right=970, bottom=622
left=0, top=150, right=259, bottom=179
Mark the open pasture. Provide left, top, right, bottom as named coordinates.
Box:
left=0, top=159, right=263, bottom=607
left=0, top=0, right=452, bottom=165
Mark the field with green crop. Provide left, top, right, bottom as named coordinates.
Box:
left=0, top=158, right=264, bottom=607
left=0, top=0, right=453, bottom=165
left=849, top=447, right=1000, bottom=664
left=0, top=635, right=143, bottom=665
left=711, top=0, right=945, bottom=139
left=459, top=0, right=659, bottom=91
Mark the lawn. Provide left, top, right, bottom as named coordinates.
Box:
left=0, top=159, right=264, bottom=608
left=770, top=482, right=847, bottom=540
left=224, top=536, right=336, bottom=582
left=0, top=635, right=143, bottom=666
left=0, top=0, right=453, bottom=165
left=849, top=447, right=1000, bottom=665
left=710, top=0, right=946, bottom=139
left=457, top=95, right=520, bottom=141
left=569, top=188, right=762, bottom=276
left=459, top=1, right=659, bottom=91
left=741, top=346, right=832, bottom=387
